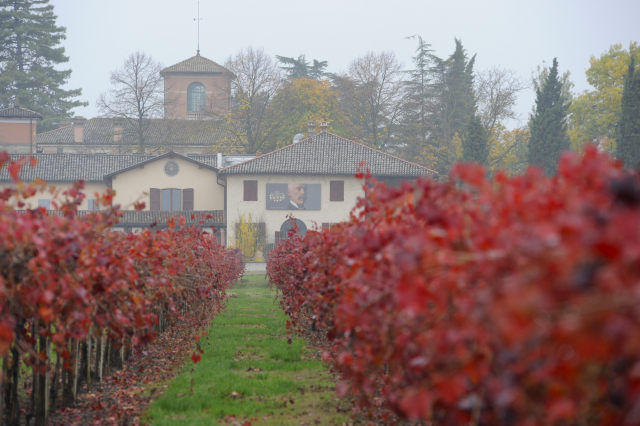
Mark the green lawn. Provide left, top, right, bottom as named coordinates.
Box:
left=145, top=274, right=351, bottom=425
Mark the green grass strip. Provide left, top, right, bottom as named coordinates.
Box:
left=145, top=274, right=351, bottom=425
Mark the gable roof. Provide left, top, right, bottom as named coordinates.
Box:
left=0, top=153, right=218, bottom=183
left=103, top=151, right=218, bottom=180
left=220, top=132, right=437, bottom=177
left=36, top=117, right=227, bottom=147
left=0, top=105, right=43, bottom=119
left=160, top=54, right=230, bottom=75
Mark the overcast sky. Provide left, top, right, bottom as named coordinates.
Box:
left=51, top=0, right=639, bottom=127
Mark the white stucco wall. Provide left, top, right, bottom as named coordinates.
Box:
left=0, top=181, right=109, bottom=210
left=111, top=156, right=224, bottom=211
left=225, top=174, right=365, bottom=244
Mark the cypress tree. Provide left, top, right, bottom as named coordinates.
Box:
left=527, top=58, right=570, bottom=175
left=462, top=113, right=489, bottom=165
left=616, top=56, right=640, bottom=168
left=0, top=0, right=87, bottom=131
left=440, top=39, right=476, bottom=136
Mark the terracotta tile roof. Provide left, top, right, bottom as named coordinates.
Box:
left=220, top=132, right=437, bottom=178
left=36, top=117, right=227, bottom=146
left=0, top=153, right=218, bottom=182
left=0, top=105, right=43, bottom=119
left=160, top=54, right=230, bottom=75
left=103, top=151, right=218, bottom=179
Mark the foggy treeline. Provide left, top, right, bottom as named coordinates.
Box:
left=209, top=38, right=640, bottom=176
left=95, top=37, right=640, bottom=175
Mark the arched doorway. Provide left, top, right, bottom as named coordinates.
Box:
left=279, top=218, right=307, bottom=238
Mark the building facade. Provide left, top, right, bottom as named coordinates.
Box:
left=220, top=132, right=436, bottom=246
left=0, top=132, right=437, bottom=250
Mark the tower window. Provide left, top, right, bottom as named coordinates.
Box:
left=187, top=82, right=206, bottom=112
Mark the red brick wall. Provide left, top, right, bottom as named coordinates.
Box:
left=0, top=120, right=36, bottom=144
left=163, top=74, right=231, bottom=119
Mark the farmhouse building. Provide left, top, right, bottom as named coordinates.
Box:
left=221, top=131, right=435, bottom=245
left=0, top=132, right=436, bottom=249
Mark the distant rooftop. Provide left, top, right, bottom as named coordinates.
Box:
left=220, top=132, right=437, bottom=178
left=37, top=117, right=227, bottom=147
left=0, top=105, right=43, bottom=120
left=0, top=152, right=218, bottom=183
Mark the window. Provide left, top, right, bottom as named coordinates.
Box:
left=162, top=189, right=182, bottom=211
left=244, top=180, right=258, bottom=201
left=87, top=199, right=99, bottom=211
left=150, top=188, right=194, bottom=211
left=330, top=180, right=344, bottom=201
left=187, top=82, right=206, bottom=112
left=38, top=199, right=51, bottom=210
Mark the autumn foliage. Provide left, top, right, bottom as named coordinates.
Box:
left=267, top=146, right=640, bottom=425
left=0, top=152, right=244, bottom=422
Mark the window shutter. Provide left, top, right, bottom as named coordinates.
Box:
left=183, top=188, right=194, bottom=210
left=330, top=181, right=344, bottom=201
left=322, top=223, right=330, bottom=230
left=150, top=188, right=161, bottom=211
left=244, top=180, right=258, bottom=201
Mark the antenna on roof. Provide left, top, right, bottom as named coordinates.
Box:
left=194, top=1, right=202, bottom=56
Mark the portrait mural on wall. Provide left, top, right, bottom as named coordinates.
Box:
left=266, top=183, right=321, bottom=210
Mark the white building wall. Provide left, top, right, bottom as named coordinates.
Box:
left=225, top=173, right=365, bottom=245
left=111, top=156, right=224, bottom=211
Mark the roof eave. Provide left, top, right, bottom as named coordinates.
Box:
left=103, top=151, right=219, bottom=180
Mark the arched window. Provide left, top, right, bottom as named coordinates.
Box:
left=187, top=82, right=206, bottom=112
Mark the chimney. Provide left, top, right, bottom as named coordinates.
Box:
left=318, top=121, right=328, bottom=133
left=13, top=96, right=19, bottom=108
left=217, top=153, right=223, bottom=169
left=307, top=121, right=317, bottom=137
left=113, top=118, right=123, bottom=143
left=72, top=116, right=87, bottom=143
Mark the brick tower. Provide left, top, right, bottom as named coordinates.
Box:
left=160, top=53, right=233, bottom=120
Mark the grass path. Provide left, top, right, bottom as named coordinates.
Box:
left=145, top=274, right=351, bottom=425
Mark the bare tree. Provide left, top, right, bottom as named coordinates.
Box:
left=96, top=52, right=176, bottom=154
left=334, top=51, right=406, bottom=151
left=475, top=67, right=529, bottom=138
left=212, top=47, right=287, bottom=154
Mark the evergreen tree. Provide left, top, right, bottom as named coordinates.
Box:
left=442, top=38, right=476, bottom=134
left=616, top=56, right=640, bottom=168
left=427, top=38, right=477, bottom=174
left=0, top=0, right=86, bottom=131
left=399, top=35, right=434, bottom=162
left=462, top=112, right=489, bottom=165
left=276, top=54, right=328, bottom=81
left=527, top=58, right=570, bottom=175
